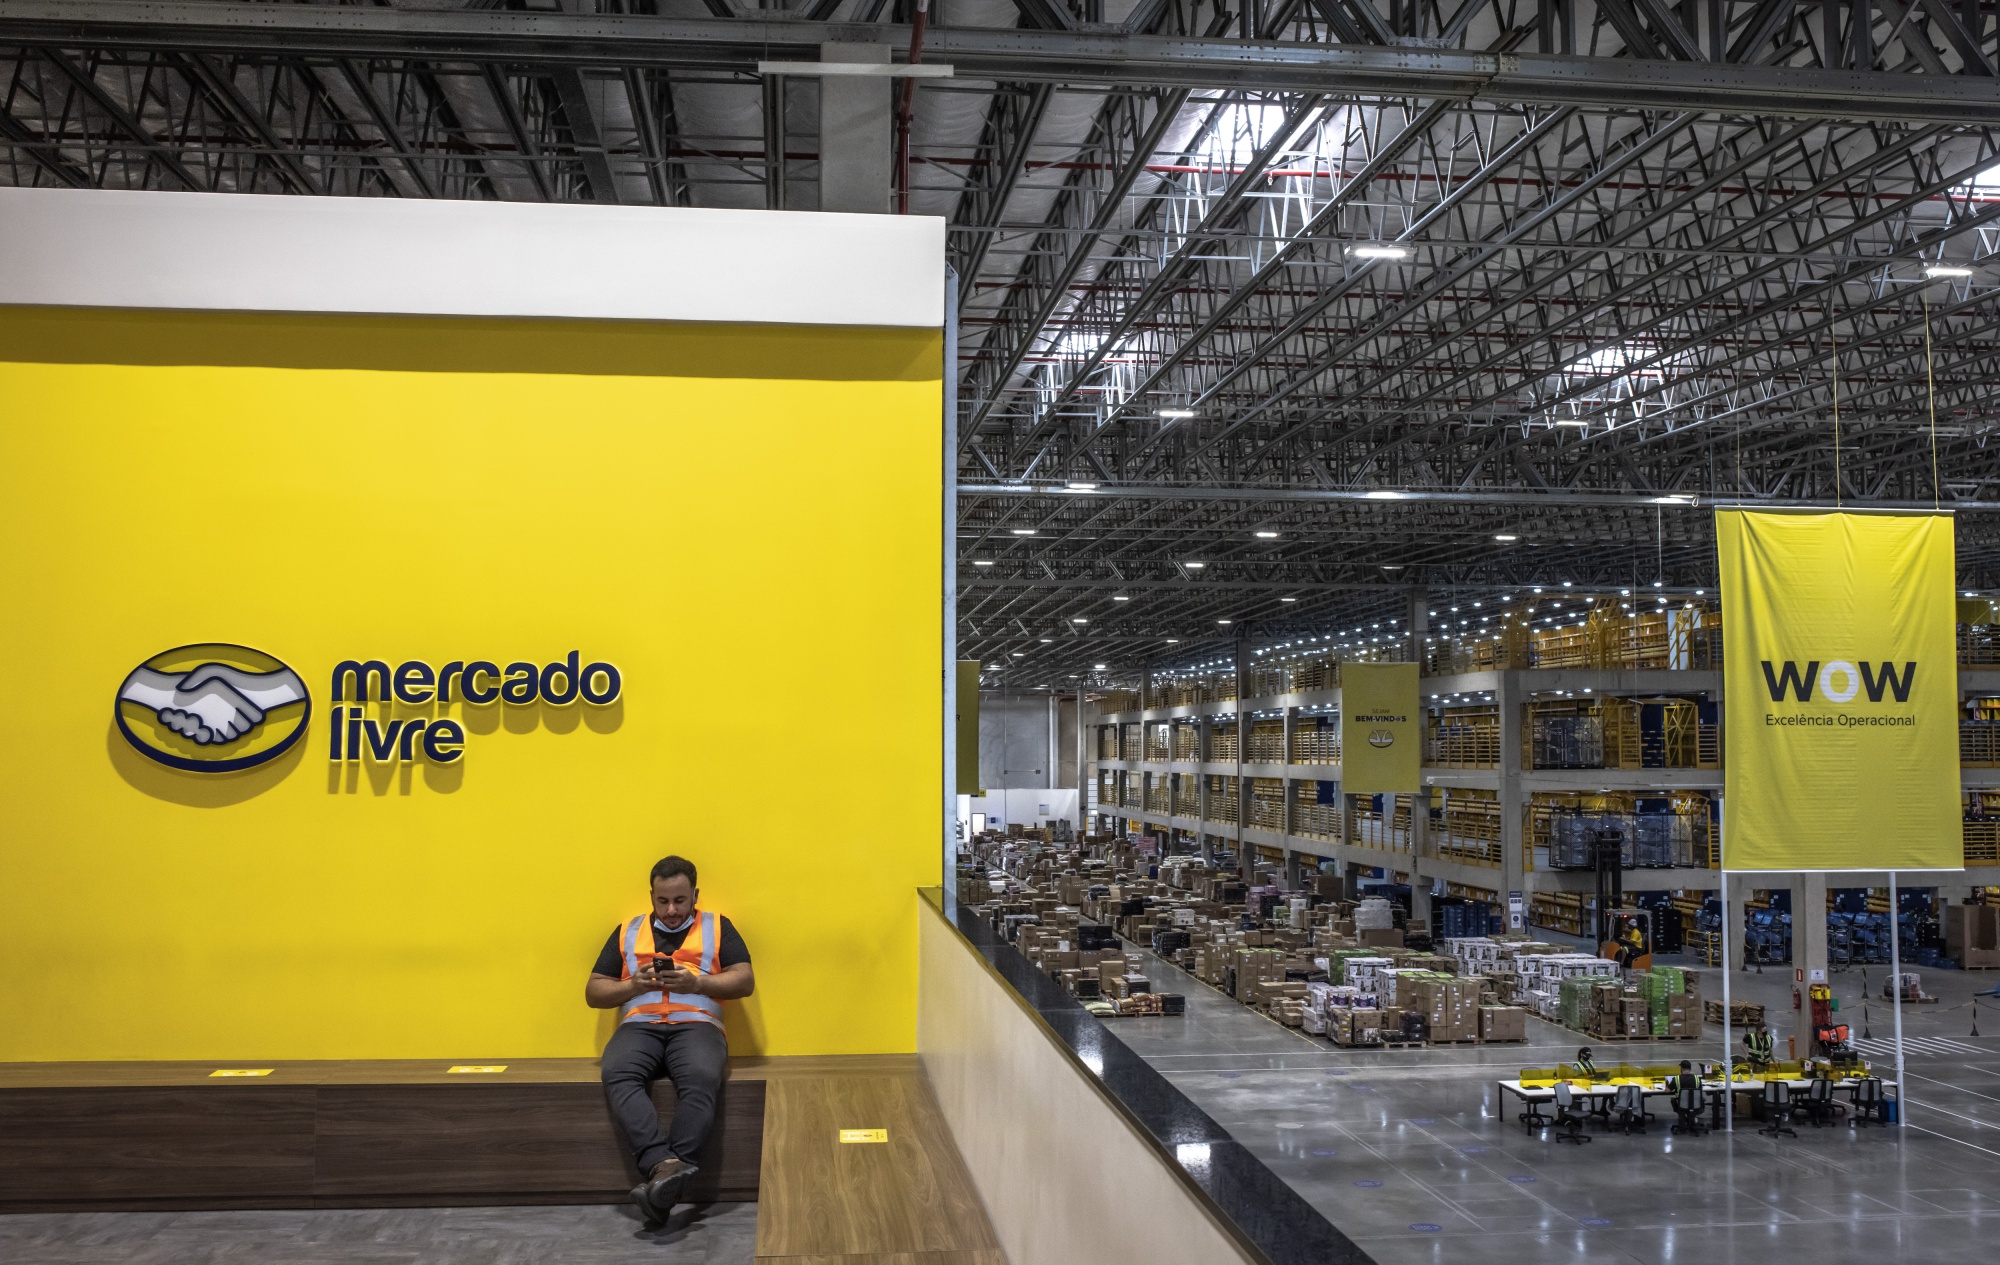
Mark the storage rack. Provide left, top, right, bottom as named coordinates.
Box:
left=1087, top=597, right=2000, bottom=954
left=1426, top=703, right=1500, bottom=768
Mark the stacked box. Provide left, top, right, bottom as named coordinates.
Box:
left=1342, top=956, right=1394, bottom=993
left=1638, top=965, right=1699, bottom=1036
left=1621, top=996, right=1649, bottom=1037
left=1947, top=904, right=2000, bottom=969
left=1328, top=1007, right=1384, bottom=1047
left=1479, top=1005, right=1527, bottom=1041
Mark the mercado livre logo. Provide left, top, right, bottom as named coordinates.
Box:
left=115, top=643, right=312, bottom=773
left=116, top=645, right=624, bottom=774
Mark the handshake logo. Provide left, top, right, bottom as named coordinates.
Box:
left=115, top=644, right=312, bottom=773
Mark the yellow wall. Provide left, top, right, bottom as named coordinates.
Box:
left=0, top=307, right=943, bottom=1061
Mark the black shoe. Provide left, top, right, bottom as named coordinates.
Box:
left=630, top=1181, right=667, bottom=1231
left=640, top=1157, right=700, bottom=1224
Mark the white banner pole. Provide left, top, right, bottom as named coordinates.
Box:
left=1720, top=867, right=1734, bottom=1133
left=1890, top=871, right=1906, bottom=1128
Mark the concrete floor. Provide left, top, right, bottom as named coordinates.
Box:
left=0, top=1201, right=758, bottom=1265
left=1112, top=945, right=2000, bottom=1264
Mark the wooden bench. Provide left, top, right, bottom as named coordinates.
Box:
left=0, top=1054, right=1003, bottom=1264
left=0, top=1055, right=782, bottom=1212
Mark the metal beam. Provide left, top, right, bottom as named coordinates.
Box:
left=551, top=67, right=619, bottom=203
left=961, top=85, right=1191, bottom=434
left=36, top=46, right=202, bottom=189
left=181, top=52, right=318, bottom=194
left=959, top=483, right=2000, bottom=511
left=0, top=101, right=90, bottom=186
left=949, top=81, right=1052, bottom=289
left=7, top=6, right=2000, bottom=124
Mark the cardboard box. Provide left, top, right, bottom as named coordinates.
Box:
left=1948, top=904, right=2000, bottom=968
left=1479, top=1005, right=1526, bottom=1041
left=1359, top=927, right=1406, bottom=949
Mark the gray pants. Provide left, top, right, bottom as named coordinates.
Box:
left=600, top=1020, right=728, bottom=1174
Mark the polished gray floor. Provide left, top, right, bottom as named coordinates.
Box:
left=0, top=1201, right=758, bottom=1265
left=1114, top=946, right=2000, bottom=1265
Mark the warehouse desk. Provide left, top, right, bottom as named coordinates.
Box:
left=1499, top=1074, right=1895, bottom=1133
left=1497, top=1078, right=1674, bottom=1130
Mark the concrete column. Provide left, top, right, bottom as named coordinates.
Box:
left=1047, top=693, right=1057, bottom=791
left=819, top=43, right=892, bottom=213
left=1497, top=668, right=1528, bottom=931
left=1408, top=585, right=1428, bottom=665
left=1074, top=692, right=1086, bottom=832
left=1794, top=871, right=1829, bottom=1055
left=1409, top=872, right=1433, bottom=934
left=1234, top=636, right=1249, bottom=880
left=1196, top=719, right=1210, bottom=857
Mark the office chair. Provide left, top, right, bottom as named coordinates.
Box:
left=1610, top=1082, right=1647, bottom=1135
left=1850, top=1076, right=1887, bottom=1127
left=1551, top=1083, right=1592, bottom=1144
left=1670, top=1081, right=1708, bottom=1135
left=1801, top=1077, right=1838, bottom=1128
left=1758, top=1079, right=1798, bottom=1138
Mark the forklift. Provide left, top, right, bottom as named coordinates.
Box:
left=1589, top=827, right=1655, bottom=970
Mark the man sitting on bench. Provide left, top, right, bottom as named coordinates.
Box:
left=587, top=855, right=755, bottom=1226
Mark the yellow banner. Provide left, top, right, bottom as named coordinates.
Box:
left=1718, top=510, right=1961, bottom=871
left=956, top=661, right=982, bottom=795
left=1340, top=662, right=1421, bottom=794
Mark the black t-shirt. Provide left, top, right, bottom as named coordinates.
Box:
left=592, top=915, right=751, bottom=978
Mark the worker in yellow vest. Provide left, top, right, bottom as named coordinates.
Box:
left=587, top=856, right=755, bottom=1228
left=1745, top=1024, right=1775, bottom=1071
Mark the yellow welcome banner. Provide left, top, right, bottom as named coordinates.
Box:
left=1340, top=662, right=1421, bottom=794
left=1718, top=510, right=1961, bottom=871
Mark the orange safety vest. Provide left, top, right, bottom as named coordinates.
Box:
left=618, top=910, right=726, bottom=1030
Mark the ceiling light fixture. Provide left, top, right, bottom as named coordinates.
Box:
left=1495, top=534, right=1517, bottom=541
left=1184, top=561, right=1206, bottom=568
left=1072, top=617, right=1089, bottom=623
left=1280, top=597, right=1298, bottom=603
left=1157, top=407, right=1198, bottom=420
left=1113, top=595, right=1130, bottom=602
left=1351, top=244, right=1412, bottom=260
left=1217, top=619, right=1233, bottom=625
left=1255, top=530, right=1280, bottom=539
left=1650, top=495, right=1693, bottom=505
left=973, top=559, right=994, bottom=566
left=1065, top=480, right=1099, bottom=492
left=1010, top=528, right=1037, bottom=535
left=1925, top=265, right=1974, bottom=279
left=1364, top=490, right=1405, bottom=500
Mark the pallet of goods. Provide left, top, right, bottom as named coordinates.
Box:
left=1704, top=999, right=1766, bottom=1028
left=957, top=832, right=1533, bottom=1050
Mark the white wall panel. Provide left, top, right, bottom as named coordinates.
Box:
left=918, top=900, right=1259, bottom=1265
left=0, top=188, right=944, bottom=328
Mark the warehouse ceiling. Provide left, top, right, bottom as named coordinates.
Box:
left=4, top=0, right=1999, bottom=687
